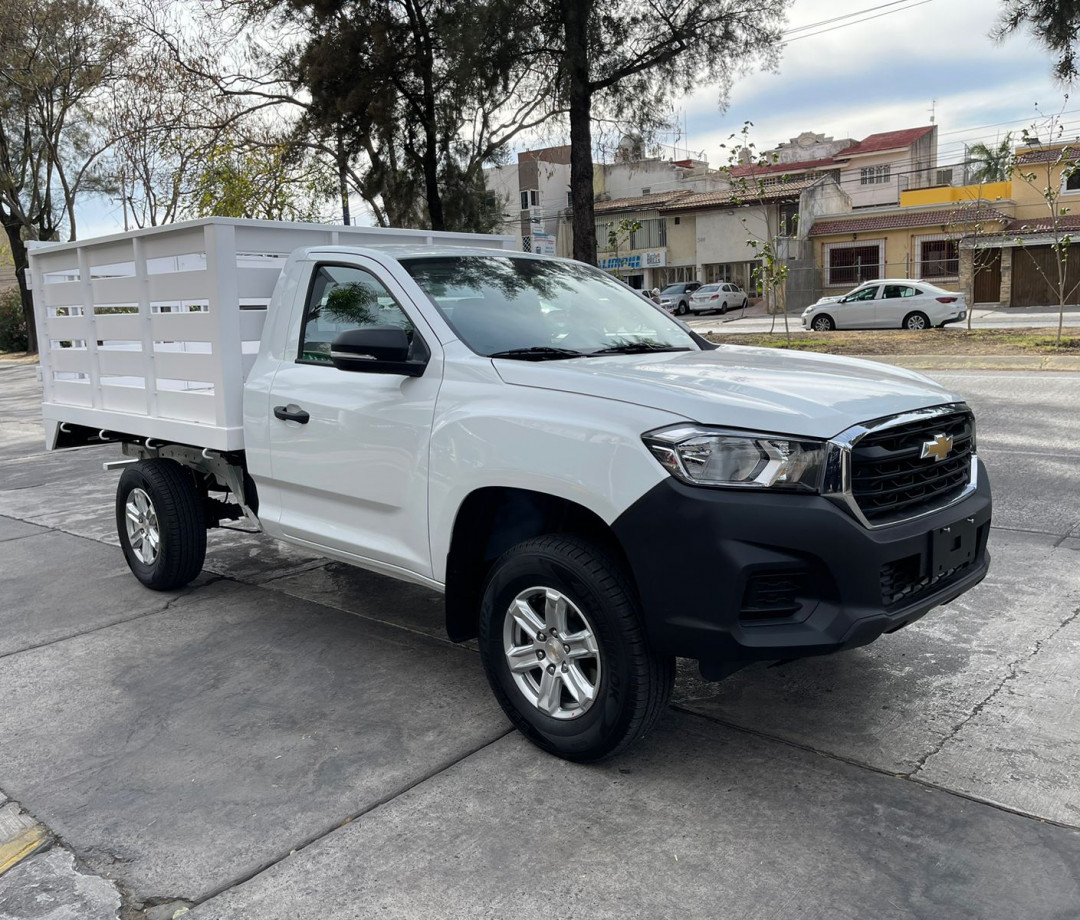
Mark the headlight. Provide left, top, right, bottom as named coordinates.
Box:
left=643, top=425, right=828, bottom=491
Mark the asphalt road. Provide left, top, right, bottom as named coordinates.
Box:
left=0, top=362, right=1078, bottom=919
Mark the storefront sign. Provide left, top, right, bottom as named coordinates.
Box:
left=599, top=250, right=666, bottom=271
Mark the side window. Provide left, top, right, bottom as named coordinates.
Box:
left=299, top=264, right=416, bottom=364
left=883, top=284, right=902, bottom=299
left=850, top=286, right=878, bottom=302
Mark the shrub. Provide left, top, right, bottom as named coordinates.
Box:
left=0, top=287, right=28, bottom=352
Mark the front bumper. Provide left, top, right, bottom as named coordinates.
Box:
left=611, top=460, right=991, bottom=671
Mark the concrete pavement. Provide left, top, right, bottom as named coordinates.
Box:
left=1, top=362, right=1079, bottom=918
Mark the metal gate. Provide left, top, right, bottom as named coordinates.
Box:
left=1011, top=243, right=1080, bottom=307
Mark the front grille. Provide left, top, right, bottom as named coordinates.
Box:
left=851, top=409, right=974, bottom=523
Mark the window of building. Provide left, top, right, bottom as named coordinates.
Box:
left=641, top=187, right=651, bottom=195
left=859, top=165, right=891, bottom=185
left=1065, top=169, right=1080, bottom=191
left=826, top=242, right=883, bottom=286
left=918, top=239, right=959, bottom=278
left=778, top=202, right=799, bottom=237
left=596, top=215, right=668, bottom=252
left=520, top=189, right=539, bottom=210
left=566, top=191, right=573, bottom=207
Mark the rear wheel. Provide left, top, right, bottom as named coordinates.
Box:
left=478, top=535, right=674, bottom=762
left=718, top=301, right=729, bottom=315
left=904, top=311, right=930, bottom=330
left=116, top=459, right=206, bottom=590
left=811, top=314, right=835, bottom=331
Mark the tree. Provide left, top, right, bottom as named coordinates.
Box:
left=262, top=0, right=556, bottom=232
left=1012, top=114, right=1080, bottom=344
left=0, top=0, right=129, bottom=351
left=719, top=125, right=794, bottom=342
left=995, top=1, right=1080, bottom=80
left=543, top=0, right=789, bottom=265
left=967, top=133, right=1014, bottom=183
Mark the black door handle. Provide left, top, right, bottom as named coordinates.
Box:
left=274, top=405, right=310, bottom=424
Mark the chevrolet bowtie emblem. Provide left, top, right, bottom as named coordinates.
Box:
left=920, top=433, right=954, bottom=462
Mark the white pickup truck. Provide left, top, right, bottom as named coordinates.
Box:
left=30, top=218, right=992, bottom=762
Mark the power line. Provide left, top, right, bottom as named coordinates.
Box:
left=783, top=0, right=939, bottom=43
left=781, top=0, right=929, bottom=36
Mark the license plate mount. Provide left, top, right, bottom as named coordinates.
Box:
left=931, top=516, right=977, bottom=576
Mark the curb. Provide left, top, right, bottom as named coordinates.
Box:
left=855, top=354, right=1080, bottom=371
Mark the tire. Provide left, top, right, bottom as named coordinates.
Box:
left=904, top=311, right=930, bottom=330
left=718, top=301, right=728, bottom=315
left=811, top=314, right=835, bottom=331
left=478, top=535, right=675, bottom=762
left=675, top=300, right=688, bottom=316
left=116, top=458, right=207, bottom=591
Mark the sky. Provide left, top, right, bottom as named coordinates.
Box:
left=658, top=0, right=1069, bottom=170
left=79, top=0, right=1070, bottom=236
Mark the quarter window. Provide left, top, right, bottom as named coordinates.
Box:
left=299, top=265, right=416, bottom=364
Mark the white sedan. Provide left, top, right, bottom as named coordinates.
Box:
left=801, top=280, right=967, bottom=331
left=688, top=282, right=748, bottom=314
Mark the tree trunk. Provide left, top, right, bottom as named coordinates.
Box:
left=561, top=0, right=597, bottom=265
left=3, top=221, right=36, bottom=353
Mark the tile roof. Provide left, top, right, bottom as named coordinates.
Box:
left=659, top=177, right=820, bottom=212
left=808, top=205, right=1012, bottom=237
left=593, top=190, right=692, bottom=213
left=834, top=126, right=935, bottom=159
left=728, top=156, right=837, bottom=178
left=1014, top=145, right=1080, bottom=165
left=1007, top=214, right=1080, bottom=233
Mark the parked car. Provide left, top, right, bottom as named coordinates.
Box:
left=658, top=281, right=702, bottom=315
left=688, top=282, right=749, bottom=315
left=802, top=280, right=967, bottom=331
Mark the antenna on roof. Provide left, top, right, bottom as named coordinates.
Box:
left=929, top=98, right=936, bottom=125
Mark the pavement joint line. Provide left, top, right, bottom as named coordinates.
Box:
left=0, top=578, right=225, bottom=664
left=905, top=601, right=1080, bottom=782
left=186, top=726, right=515, bottom=909
left=671, top=703, right=1080, bottom=834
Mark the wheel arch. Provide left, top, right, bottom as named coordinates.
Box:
left=444, top=487, right=633, bottom=643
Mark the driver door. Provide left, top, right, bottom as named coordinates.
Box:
left=266, top=258, right=441, bottom=579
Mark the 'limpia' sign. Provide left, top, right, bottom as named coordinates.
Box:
left=599, top=250, right=666, bottom=271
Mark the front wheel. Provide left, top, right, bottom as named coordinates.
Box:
left=478, top=535, right=674, bottom=762
left=904, top=311, right=930, bottom=330
left=811, top=314, right=835, bottom=331
left=676, top=301, right=688, bottom=316
left=116, top=459, right=206, bottom=591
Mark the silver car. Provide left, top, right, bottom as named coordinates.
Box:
left=688, top=283, right=749, bottom=315
left=802, top=279, right=967, bottom=331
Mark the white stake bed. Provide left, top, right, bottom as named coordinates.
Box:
left=30, top=218, right=514, bottom=451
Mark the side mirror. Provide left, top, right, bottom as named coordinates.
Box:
left=330, top=326, right=429, bottom=377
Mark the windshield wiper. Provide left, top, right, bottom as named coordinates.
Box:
left=588, top=343, right=692, bottom=356
left=488, top=346, right=586, bottom=361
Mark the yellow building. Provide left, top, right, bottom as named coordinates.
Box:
left=806, top=139, right=1080, bottom=307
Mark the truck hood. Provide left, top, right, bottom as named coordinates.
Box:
left=493, top=346, right=961, bottom=440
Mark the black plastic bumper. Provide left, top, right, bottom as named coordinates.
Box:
left=611, top=461, right=991, bottom=670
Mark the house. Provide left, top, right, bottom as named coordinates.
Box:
left=805, top=138, right=1080, bottom=308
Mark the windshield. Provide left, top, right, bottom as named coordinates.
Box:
left=402, top=256, right=698, bottom=358
left=660, top=284, right=684, bottom=295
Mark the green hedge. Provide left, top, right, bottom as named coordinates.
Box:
left=0, top=287, right=28, bottom=352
